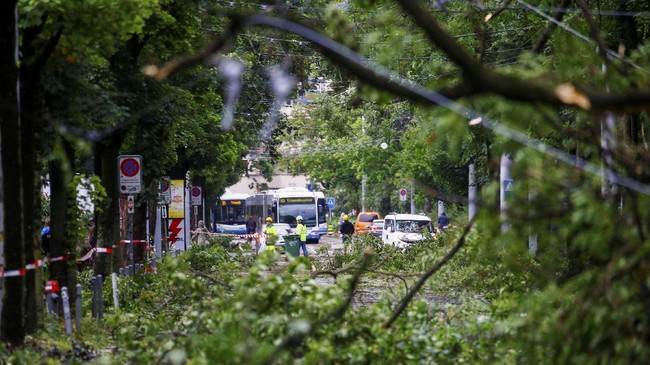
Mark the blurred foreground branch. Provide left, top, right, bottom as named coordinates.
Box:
left=383, top=220, right=475, bottom=329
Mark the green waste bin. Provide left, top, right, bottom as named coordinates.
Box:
left=283, top=235, right=300, bottom=257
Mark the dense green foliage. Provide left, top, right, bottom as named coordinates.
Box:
left=0, top=234, right=533, bottom=364
left=4, top=0, right=650, bottom=362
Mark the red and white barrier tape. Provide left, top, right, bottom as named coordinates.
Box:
left=112, top=239, right=150, bottom=249
left=0, top=255, right=67, bottom=278
left=188, top=230, right=267, bottom=239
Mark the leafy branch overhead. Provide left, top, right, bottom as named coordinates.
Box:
left=145, top=0, right=650, bottom=113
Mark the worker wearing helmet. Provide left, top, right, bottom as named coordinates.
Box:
left=264, top=217, right=278, bottom=252
left=339, top=214, right=354, bottom=245
left=295, top=216, right=308, bottom=257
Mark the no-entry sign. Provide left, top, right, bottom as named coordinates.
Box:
left=118, top=155, right=142, bottom=194
left=399, top=188, right=408, bottom=202
left=191, top=186, right=202, bottom=206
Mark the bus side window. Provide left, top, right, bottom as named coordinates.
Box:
left=272, top=200, right=277, bottom=220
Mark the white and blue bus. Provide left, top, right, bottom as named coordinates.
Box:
left=213, top=191, right=249, bottom=234
left=247, top=187, right=327, bottom=243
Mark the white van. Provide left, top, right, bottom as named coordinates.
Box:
left=382, top=213, right=435, bottom=249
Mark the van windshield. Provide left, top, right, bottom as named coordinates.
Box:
left=359, top=213, right=378, bottom=222
left=396, top=220, right=433, bottom=233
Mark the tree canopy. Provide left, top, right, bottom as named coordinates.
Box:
left=2, top=0, right=650, bottom=362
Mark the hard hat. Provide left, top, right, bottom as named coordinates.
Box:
left=266, top=217, right=273, bottom=222
left=296, top=215, right=303, bottom=221
left=343, top=214, right=349, bottom=221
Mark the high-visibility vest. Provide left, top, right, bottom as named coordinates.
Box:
left=264, top=225, right=278, bottom=246
left=296, top=223, right=307, bottom=242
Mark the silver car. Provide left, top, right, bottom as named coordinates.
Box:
left=261, top=223, right=293, bottom=251
left=371, top=219, right=384, bottom=238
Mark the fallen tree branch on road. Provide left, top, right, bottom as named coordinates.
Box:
left=190, top=268, right=234, bottom=291
left=383, top=219, right=475, bottom=329
left=263, top=248, right=373, bottom=365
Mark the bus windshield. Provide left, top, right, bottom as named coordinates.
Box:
left=279, top=203, right=316, bottom=227
left=215, top=200, right=246, bottom=224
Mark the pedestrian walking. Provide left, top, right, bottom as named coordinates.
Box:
left=86, top=218, right=97, bottom=248
left=339, top=214, right=354, bottom=247
left=438, top=211, right=450, bottom=229
left=77, top=218, right=96, bottom=271
left=41, top=218, right=51, bottom=257
left=191, top=220, right=210, bottom=245
left=246, top=214, right=258, bottom=251
left=295, top=215, right=308, bottom=257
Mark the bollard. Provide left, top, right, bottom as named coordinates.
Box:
left=97, top=275, right=104, bottom=321
left=61, top=287, right=73, bottom=335
left=75, top=284, right=82, bottom=330
left=111, top=272, right=119, bottom=309
left=46, top=293, right=56, bottom=314
left=45, top=280, right=61, bottom=315
left=119, top=267, right=124, bottom=276
left=91, top=276, right=97, bottom=318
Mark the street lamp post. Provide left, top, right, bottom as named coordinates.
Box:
left=381, top=140, right=414, bottom=213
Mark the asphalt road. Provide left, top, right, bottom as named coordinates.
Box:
left=307, top=233, right=343, bottom=256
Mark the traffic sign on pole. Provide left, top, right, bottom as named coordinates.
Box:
left=127, top=195, right=135, bottom=213
left=118, top=155, right=142, bottom=194
left=326, top=197, right=336, bottom=210
left=504, top=178, right=514, bottom=198
left=191, top=186, right=202, bottom=206
left=399, top=188, right=408, bottom=202
left=160, top=176, right=171, bottom=204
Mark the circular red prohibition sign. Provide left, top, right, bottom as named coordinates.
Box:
left=191, top=187, right=201, bottom=197
left=161, top=181, right=170, bottom=192
left=120, top=158, right=140, bottom=177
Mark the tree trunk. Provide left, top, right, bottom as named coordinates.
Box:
left=134, top=204, right=147, bottom=265
left=94, top=136, right=124, bottom=277
left=20, top=88, right=42, bottom=334
left=0, top=0, right=25, bottom=345
left=205, top=195, right=215, bottom=232
left=48, top=138, right=76, bottom=296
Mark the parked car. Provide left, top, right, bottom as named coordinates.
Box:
left=382, top=213, right=434, bottom=249
left=370, top=219, right=384, bottom=238
left=261, top=223, right=293, bottom=252
left=355, top=211, right=381, bottom=234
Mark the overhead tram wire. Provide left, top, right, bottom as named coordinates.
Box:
left=212, top=0, right=650, bottom=18
left=516, top=0, right=650, bottom=74
left=237, top=14, right=650, bottom=195
left=204, top=24, right=545, bottom=47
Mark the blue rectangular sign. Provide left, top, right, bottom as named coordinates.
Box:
left=503, top=179, right=514, bottom=197
left=326, top=197, right=335, bottom=210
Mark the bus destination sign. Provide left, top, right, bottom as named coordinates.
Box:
left=221, top=200, right=244, bottom=206
left=280, top=197, right=315, bottom=204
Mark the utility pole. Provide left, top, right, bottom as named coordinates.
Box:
left=361, top=116, right=366, bottom=212
left=500, top=154, right=512, bottom=232
left=468, top=164, right=477, bottom=220
left=361, top=174, right=366, bottom=212
left=410, top=179, right=415, bottom=214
